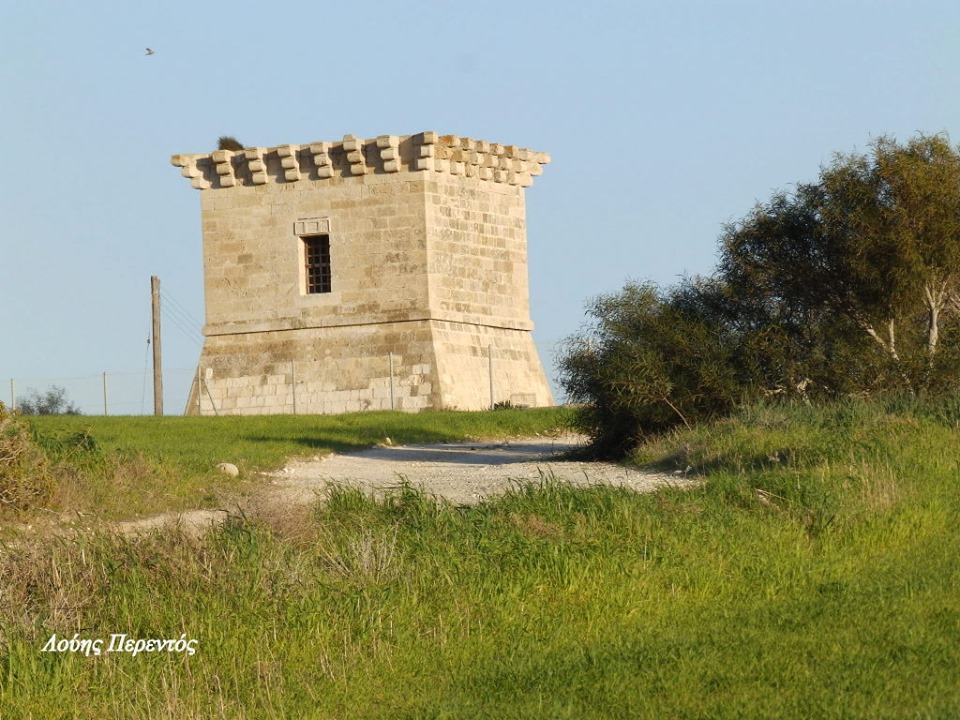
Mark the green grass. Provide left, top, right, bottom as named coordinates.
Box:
left=11, top=407, right=573, bottom=522
left=1, top=399, right=959, bottom=717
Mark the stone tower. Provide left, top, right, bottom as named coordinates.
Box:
left=172, top=131, right=553, bottom=415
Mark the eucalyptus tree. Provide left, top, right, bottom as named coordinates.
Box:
left=720, top=134, right=960, bottom=393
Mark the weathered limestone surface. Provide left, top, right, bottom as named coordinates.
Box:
left=173, top=131, right=553, bottom=415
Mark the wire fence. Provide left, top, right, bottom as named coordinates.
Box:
left=7, top=368, right=197, bottom=416
left=3, top=284, right=208, bottom=416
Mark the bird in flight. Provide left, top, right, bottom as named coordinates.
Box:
left=145, top=48, right=155, bottom=55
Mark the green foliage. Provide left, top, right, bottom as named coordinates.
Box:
left=1, top=400, right=959, bottom=717
left=559, top=280, right=740, bottom=457
left=721, top=133, right=960, bottom=394
left=563, top=133, right=960, bottom=456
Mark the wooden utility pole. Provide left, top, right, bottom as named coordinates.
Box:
left=151, top=275, right=163, bottom=416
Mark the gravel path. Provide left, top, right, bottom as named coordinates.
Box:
left=115, top=435, right=687, bottom=536
left=263, top=435, right=682, bottom=506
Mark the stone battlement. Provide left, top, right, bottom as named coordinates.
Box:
left=171, top=131, right=551, bottom=191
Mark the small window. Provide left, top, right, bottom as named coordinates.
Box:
left=302, top=235, right=331, bottom=294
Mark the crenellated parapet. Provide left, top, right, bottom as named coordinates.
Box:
left=171, top=131, right=551, bottom=190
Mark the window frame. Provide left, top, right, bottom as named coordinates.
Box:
left=301, top=234, right=332, bottom=295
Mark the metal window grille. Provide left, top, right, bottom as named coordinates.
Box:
left=303, top=235, right=331, bottom=294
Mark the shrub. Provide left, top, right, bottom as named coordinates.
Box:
left=16, top=385, right=81, bottom=416
left=558, top=281, right=739, bottom=458
left=0, top=405, right=55, bottom=511
left=217, top=136, right=244, bottom=151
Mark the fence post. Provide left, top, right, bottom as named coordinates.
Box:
left=389, top=352, right=395, bottom=410
left=291, top=361, right=297, bottom=415
left=488, top=344, right=494, bottom=409
left=9, top=379, right=14, bottom=410
left=103, top=372, right=109, bottom=416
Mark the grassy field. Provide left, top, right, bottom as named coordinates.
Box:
left=1, top=400, right=958, bottom=718
left=8, top=407, right=573, bottom=522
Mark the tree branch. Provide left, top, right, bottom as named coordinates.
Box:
left=660, top=396, right=691, bottom=430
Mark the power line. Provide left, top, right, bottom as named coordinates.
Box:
left=159, top=297, right=204, bottom=348
left=141, top=326, right=151, bottom=415
left=161, top=289, right=204, bottom=329
left=161, top=310, right=204, bottom=348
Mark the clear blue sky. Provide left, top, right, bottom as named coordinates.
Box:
left=2, top=1, right=959, bottom=412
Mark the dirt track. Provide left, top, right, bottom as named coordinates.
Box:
left=116, top=435, right=687, bottom=536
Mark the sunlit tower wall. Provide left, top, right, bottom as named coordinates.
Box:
left=171, top=131, right=554, bottom=415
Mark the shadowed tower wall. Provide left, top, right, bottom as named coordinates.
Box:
left=172, top=131, right=553, bottom=415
